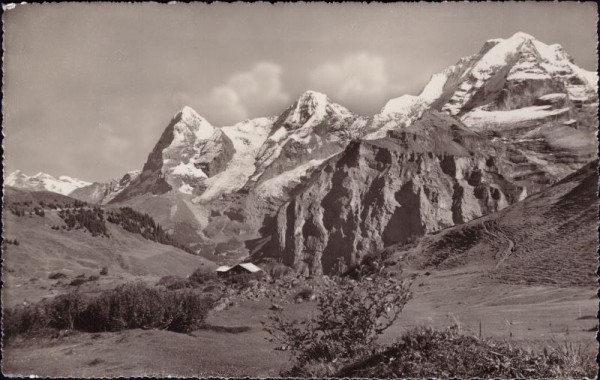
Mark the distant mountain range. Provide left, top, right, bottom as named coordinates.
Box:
left=6, top=32, right=597, bottom=273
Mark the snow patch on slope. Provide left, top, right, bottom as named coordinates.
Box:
left=171, top=162, right=208, bottom=178
left=195, top=117, right=275, bottom=202
left=255, top=155, right=335, bottom=201
left=250, top=91, right=356, bottom=182
left=461, top=105, right=570, bottom=130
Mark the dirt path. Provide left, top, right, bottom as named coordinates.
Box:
left=481, top=221, right=516, bottom=268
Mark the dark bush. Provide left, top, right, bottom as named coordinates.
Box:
left=188, top=268, right=216, bottom=286
left=226, top=273, right=253, bottom=289
left=46, top=293, right=86, bottom=330
left=77, top=283, right=213, bottom=333
left=294, top=287, right=314, bottom=301
left=58, top=207, right=108, bottom=237
left=4, top=283, right=215, bottom=341
left=270, top=264, right=293, bottom=279
left=99, top=267, right=108, bottom=276
left=48, top=272, right=67, bottom=280
left=156, top=275, right=192, bottom=290
left=3, top=305, right=47, bottom=340
left=69, top=278, right=88, bottom=287
left=88, top=275, right=100, bottom=282
left=336, top=325, right=597, bottom=378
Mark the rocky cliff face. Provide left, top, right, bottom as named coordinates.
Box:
left=261, top=112, right=538, bottom=275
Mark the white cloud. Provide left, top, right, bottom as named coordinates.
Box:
left=201, top=62, right=290, bottom=125
left=308, top=53, right=392, bottom=112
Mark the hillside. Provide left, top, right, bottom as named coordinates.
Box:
left=386, top=159, right=597, bottom=287
left=2, top=189, right=216, bottom=307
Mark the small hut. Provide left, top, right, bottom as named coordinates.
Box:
left=228, top=263, right=262, bottom=275
left=215, top=263, right=262, bottom=276
left=216, top=265, right=232, bottom=276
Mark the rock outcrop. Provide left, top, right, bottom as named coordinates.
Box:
left=261, top=112, right=538, bottom=275
left=69, top=170, right=141, bottom=204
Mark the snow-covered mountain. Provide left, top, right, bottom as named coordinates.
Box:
left=69, top=170, right=141, bottom=204
left=254, top=32, right=598, bottom=274
left=196, top=116, right=275, bottom=202
left=247, top=91, right=365, bottom=204
left=5, top=170, right=91, bottom=195
left=378, top=31, right=598, bottom=185
left=12, top=32, right=596, bottom=265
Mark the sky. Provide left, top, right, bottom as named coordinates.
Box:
left=3, top=2, right=598, bottom=182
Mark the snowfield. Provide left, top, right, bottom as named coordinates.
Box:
left=461, top=105, right=570, bottom=130
left=194, top=117, right=274, bottom=202
left=5, top=170, right=91, bottom=195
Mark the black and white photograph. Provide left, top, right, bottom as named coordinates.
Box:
left=1, top=2, right=598, bottom=378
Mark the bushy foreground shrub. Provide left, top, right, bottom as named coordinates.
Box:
left=3, top=283, right=215, bottom=342
left=157, top=268, right=257, bottom=291
left=79, top=283, right=213, bottom=333
left=336, top=325, right=597, bottom=378
left=263, top=276, right=412, bottom=376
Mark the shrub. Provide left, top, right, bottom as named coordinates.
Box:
left=48, top=272, right=67, bottom=280
left=226, top=272, right=254, bottom=289
left=336, top=325, right=597, bottom=378
left=156, top=275, right=192, bottom=290
left=188, top=268, right=216, bottom=286
left=88, top=275, right=100, bottom=282
left=264, top=276, right=412, bottom=376
left=270, top=264, right=292, bottom=279
left=294, top=287, right=314, bottom=301
left=77, top=283, right=213, bottom=333
left=69, top=278, right=88, bottom=287
left=3, top=304, right=47, bottom=340
left=3, top=283, right=216, bottom=341
left=46, top=293, right=86, bottom=330
left=99, top=267, right=108, bottom=276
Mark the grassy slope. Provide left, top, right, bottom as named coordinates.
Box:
left=2, top=208, right=216, bottom=307
left=388, top=159, right=598, bottom=287
left=3, top=186, right=78, bottom=206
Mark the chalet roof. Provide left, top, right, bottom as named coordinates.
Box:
left=215, top=263, right=262, bottom=273
left=235, top=262, right=262, bottom=273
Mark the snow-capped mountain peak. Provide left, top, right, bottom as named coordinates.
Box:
left=172, top=106, right=216, bottom=145
left=281, top=90, right=354, bottom=128
left=5, top=170, right=91, bottom=195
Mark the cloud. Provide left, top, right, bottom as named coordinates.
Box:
left=308, top=53, right=392, bottom=112
left=201, top=62, right=290, bottom=125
